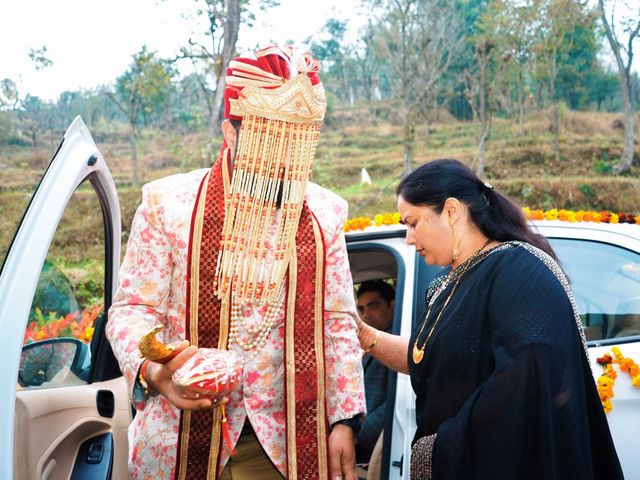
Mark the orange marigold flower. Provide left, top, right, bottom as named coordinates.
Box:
left=604, top=364, right=618, bottom=380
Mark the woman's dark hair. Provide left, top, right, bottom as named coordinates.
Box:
left=396, top=159, right=558, bottom=261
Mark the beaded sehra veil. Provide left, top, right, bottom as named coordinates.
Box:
left=214, top=46, right=327, bottom=305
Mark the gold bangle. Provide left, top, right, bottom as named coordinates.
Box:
left=363, top=329, right=379, bottom=353
left=139, top=359, right=151, bottom=395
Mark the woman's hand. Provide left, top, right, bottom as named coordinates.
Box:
left=145, top=343, right=227, bottom=410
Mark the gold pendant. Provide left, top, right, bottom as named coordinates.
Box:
left=412, top=344, right=424, bottom=364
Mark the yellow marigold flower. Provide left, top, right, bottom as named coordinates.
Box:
left=611, top=213, right=619, bottom=224
left=575, top=211, right=584, bottom=222
left=603, top=399, right=613, bottom=413
left=522, top=207, right=531, bottom=219
left=545, top=208, right=559, bottom=220
left=598, top=376, right=614, bottom=388
left=85, top=327, right=95, bottom=343
left=633, top=375, right=640, bottom=387
left=611, top=347, right=623, bottom=360
left=374, top=214, right=383, bottom=227
left=392, top=212, right=401, bottom=223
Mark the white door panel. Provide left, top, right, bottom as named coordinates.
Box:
left=15, top=377, right=131, bottom=480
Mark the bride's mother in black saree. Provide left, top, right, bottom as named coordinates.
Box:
left=357, top=159, right=623, bottom=479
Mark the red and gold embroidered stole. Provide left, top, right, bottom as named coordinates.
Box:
left=176, top=157, right=328, bottom=479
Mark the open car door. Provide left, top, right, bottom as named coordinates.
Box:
left=0, top=117, right=130, bottom=479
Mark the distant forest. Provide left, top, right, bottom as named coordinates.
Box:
left=1, top=0, right=639, bottom=179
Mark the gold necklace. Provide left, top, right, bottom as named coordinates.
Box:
left=412, top=239, right=492, bottom=364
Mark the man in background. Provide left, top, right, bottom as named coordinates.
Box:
left=355, top=280, right=395, bottom=472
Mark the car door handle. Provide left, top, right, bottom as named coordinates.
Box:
left=96, top=389, right=114, bottom=418
left=392, top=456, right=403, bottom=475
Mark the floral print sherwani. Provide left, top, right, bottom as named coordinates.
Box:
left=106, top=168, right=366, bottom=480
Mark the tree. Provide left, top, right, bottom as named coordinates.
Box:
left=27, top=46, right=53, bottom=71
left=0, top=79, right=20, bottom=110
left=491, top=0, right=537, bottom=134
left=369, top=0, right=463, bottom=174
left=173, top=0, right=278, bottom=143
left=598, top=0, right=640, bottom=173
left=532, top=0, right=587, bottom=163
left=108, top=47, right=175, bottom=185
left=19, top=95, right=49, bottom=157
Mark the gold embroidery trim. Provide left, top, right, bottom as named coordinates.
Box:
left=177, top=410, right=191, bottom=480
left=285, top=252, right=298, bottom=479
left=177, top=171, right=210, bottom=480
left=228, top=75, right=326, bottom=124
left=189, top=171, right=211, bottom=346
left=207, top=294, right=230, bottom=479
left=312, top=216, right=328, bottom=478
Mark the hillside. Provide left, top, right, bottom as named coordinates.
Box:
left=1, top=107, right=640, bottom=269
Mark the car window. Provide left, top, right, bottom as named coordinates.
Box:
left=550, top=238, right=640, bottom=341
left=18, top=181, right=105, bottom=389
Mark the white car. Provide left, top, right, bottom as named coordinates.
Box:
left=1, top=118, right=639, bottom=479
left=346, top=219, right=640, bottom=479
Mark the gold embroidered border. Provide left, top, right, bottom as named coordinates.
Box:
left=189, top=171, right=211, bottom=346
left=177, top=171, right=211, bottom=480
left=311, top=216, right=328, bottom=478
left=177, top=410, right=192, bottom=480
left=207, top=294, right=230, bottom=479
left=285, top=252, right=298, bottom=479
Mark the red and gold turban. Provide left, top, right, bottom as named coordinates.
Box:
left=215, top=46, right=326, bottom=305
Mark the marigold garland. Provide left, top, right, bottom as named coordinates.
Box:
left=523, top=207, right=640, bottom=225
left=596, top=347, right=640, bottom=413
left=343, top=207, right=640, bottom=233
left=344, top=212, right=401, bottom=232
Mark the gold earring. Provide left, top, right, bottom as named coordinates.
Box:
left=452, top=224, right=458, bottom=261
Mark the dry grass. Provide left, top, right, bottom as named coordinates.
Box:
left=1, top=109, right=640, bottom=265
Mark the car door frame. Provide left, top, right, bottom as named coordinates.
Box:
left=0, top=116, right=123, bottom=479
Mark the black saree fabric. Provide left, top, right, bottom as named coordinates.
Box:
left=408, top=243, right=623, bottom=480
